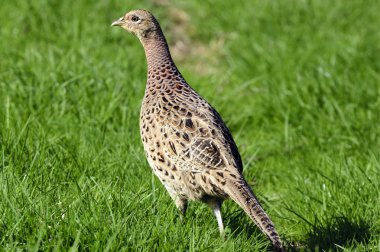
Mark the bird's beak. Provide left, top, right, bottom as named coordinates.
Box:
left=111, top=17, right=125, bottom=27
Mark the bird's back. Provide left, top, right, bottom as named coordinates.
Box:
left=140, top=61, right=244, bottom=197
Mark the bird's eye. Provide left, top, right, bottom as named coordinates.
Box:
left=131, top=16, right=140, bottom=22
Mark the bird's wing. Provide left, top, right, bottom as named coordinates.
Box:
left=159, top=93, right=243, bottom=173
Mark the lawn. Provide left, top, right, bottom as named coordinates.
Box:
left=1, top=0, right=379, bottom=251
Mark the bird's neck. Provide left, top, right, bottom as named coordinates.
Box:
left=141, top=32, right=177, bottom=73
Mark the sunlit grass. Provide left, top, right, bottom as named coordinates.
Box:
left=1, top=0, right=379, bottom=251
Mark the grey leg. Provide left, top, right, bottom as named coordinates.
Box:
left=208, top=200, right=224, bottom=235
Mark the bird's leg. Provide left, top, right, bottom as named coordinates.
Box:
left=214, top=204, right=224, bottom=236
left=177, top=198, right=188, bottom=222
left=165, top=186, right=188, bottom=222
left=208, top=200, right=224, bottom=236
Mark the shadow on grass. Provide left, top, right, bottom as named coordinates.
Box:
left=226, top=210, right=371, bottom=251
left=283, top=215, right=372, bottom=251
left=304, top=216, right=371, bottom=251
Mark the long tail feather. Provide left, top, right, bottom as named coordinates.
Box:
left=226, top=179, right=283, bottom=250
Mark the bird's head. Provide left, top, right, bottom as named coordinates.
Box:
left=111, top=10, right=161, bottom=41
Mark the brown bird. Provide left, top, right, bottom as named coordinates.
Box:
left=112, top=9, right=283, bottom=250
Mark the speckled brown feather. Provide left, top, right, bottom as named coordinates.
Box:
left=112, top=9, right=283, bottom=250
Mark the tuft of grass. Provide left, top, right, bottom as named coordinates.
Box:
left=1, top=0, right=379, bottom=251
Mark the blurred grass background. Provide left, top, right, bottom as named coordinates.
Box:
left=0, top=0, right=379, bottom=251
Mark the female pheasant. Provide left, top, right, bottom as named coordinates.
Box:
left=112, top=9, right=283, bottom=250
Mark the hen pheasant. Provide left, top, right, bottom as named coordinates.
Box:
left=112, top=10, right=283, bottom=250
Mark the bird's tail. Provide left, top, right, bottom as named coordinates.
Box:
left=225, top=179, right=283, bottom=250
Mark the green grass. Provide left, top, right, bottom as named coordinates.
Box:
left=1, top=0, right=379, bottom=251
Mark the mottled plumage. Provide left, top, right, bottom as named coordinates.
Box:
left=112, top=9, right=283, bottom=250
